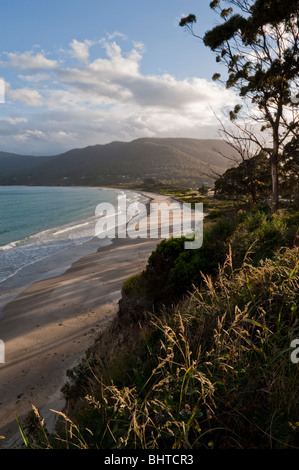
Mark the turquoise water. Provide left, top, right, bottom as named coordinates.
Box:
left=0, top=186, right=146, bottom=286
left=0, top=186, right=116, bottom=248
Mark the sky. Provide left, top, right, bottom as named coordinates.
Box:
left=0, top=0, right=238, bottom=155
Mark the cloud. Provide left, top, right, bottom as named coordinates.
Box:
left=69, top=39, right=94, bottom=63
left=0, top=50, right=58, bottom=71
left=89, top=40, right=142, bottom=78
left=106, top=31, right=127, bottom=41
left=0, top=35, right=238, bottom=154
left=56, top=39, right=235, bottom=110
left=14, top=129, right=46, bottom=143
left=19, top=73, right=52, bottom=83
left=121, top=74, right=217, bottom=109
left=6, top=116, right=28, bottom=125
left=5, top=81, right=44, bottom=106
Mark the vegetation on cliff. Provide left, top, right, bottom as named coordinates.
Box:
left=20, top=193, right=299, bottom=449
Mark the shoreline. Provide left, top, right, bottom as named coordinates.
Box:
left=0, top=186, right=150, bottom=319
left=0, top=190, right=175, bottom=448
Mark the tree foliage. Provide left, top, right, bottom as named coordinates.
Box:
left=180, top=0, right=299, bottom=210
left=214, top=152, right=271, bottom=203
left=280, top=135, right=299, bottom=204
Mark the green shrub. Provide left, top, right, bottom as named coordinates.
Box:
left=122, top=208, right=297, bottom=304
left=168, top=217, right=237, bottom=296
left=144, top=236, right=187, bottom=302
left=122, top=272, right=148, bottom=298
left=231, top=208, right=296, bottom=267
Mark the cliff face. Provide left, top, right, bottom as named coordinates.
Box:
left=88, top=289, right=154, bottom=367
left=118, top=291, right=153, bottom=326
left=59, top=287, right=154, bottom=428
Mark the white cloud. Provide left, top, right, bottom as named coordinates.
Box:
left=0, top=35, right=238, bottom=154
left=5, top=82, right=43, bottom=106
left=0, top=50, right=58, bottom=71
left=89, top=40, right=142, bottom=78
left=106, top=31, right=127, bottom=41
left=69, top=39, right=94, bottom=63
left=19, top=73, right=52, bottom=83
left=133, top=41, right=146, bottom=52
left=6, top=116, right=28, bottom=125
left=14, top=129, right=46, bottom=143
left=55, top=39, right=235, bottom=111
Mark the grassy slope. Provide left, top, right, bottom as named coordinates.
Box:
left=20, top=190, right=299, bottom=450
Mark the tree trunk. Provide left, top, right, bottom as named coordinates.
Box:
left=270, top=121, right=280, bottom=212
left=246, top=160, right=257, bottom=205
left=271, top=158, right=279, bottom=211
left=271, top=133, right=279, bottom=212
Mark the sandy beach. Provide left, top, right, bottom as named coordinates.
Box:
left=0, top=191, right=179, bottom=448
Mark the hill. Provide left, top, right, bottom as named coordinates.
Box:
left=0, top=152, right=52, bottom=180
left=0, top=138, right=238, bottom=188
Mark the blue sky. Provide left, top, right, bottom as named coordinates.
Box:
left=0, top=1, right=237, bottom=155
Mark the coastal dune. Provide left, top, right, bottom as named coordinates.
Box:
left=0, top=191, right=176, bottom=447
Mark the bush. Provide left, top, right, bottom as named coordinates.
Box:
left=168, top=217, right=237, bottom=296
left=143, top=236, right=187, bottom=302
left=122, top=272, right=148, bottom=298
left=231, top=208, right=296, bottom=266
left=121, top=208, right=298, bottom=304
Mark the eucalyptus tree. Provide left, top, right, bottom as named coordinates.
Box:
left=180, top=0, right=299, bottom=210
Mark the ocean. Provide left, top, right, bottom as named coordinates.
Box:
left=0, top=186, right=148, bottom=315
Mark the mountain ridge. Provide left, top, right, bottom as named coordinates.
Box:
left=0, top=137, right=238, bottom=188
